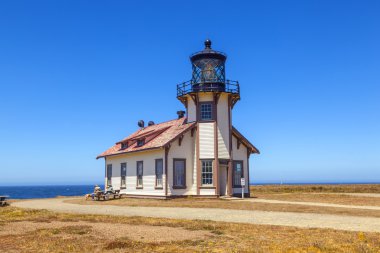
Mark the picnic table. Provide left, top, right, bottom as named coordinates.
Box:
left=92, top=190, right=121, bottom=201
left=0, top=196, right=8, bottom=206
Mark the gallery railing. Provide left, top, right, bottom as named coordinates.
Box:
left=177, top=80, right=240, bottom=97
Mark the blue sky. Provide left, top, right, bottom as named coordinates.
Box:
left=0, top=1, right=379, bottom=185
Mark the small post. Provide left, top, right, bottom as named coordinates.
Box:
left=241, top=178, right=245, bottom=199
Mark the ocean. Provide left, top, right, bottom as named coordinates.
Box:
left=0, top=185, right=103, bottom=199
left=1, top=182, right=378, bottom=199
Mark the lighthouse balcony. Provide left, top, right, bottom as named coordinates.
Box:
left=177, top=80, right=240, bottom=98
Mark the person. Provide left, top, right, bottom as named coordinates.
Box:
left=91, top=185, right=103, bottom=200
left=94, top=185, right=101, bottom=193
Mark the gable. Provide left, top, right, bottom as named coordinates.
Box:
left=232, top=126, right=260, bottom=154
left=97, top=118, right=196, bottom=159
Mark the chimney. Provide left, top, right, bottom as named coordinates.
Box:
left=177, top=110, right=185, bottom=119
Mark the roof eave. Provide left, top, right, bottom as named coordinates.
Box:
left=96, top=146, right=163, bottom=160
left=232, top=126, right=260, bottom=155
left=161, top=122, right=197, bottom=148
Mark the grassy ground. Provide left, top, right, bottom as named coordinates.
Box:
left=253, top=192, right=380, bottom=206
left=66, top=184, right=380, bottom=218
left=251, top=184, right=380, bottom=207
left=251, top=184, right=380, bottom=193
left=66, top=197, right=380, bottom=218
left=1, top=206, right=380, bottom=253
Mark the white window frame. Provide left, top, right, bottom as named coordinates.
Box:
left=155, top=159, right=163, bottom=188
left=136, top=161, right=143, bottom=188
left=106, top=164, right=112, bottom=187
left=200, top=102, right=213, bottom=121
left=120, top=162, right=126, bottom=189
left=173, top=159, right=186, bottom=189
left=201, top=160, right=213, bottom=186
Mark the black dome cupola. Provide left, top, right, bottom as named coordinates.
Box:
left=190, top=39, right=227, bottom=88
left=177, top=40, right=239, bottom=98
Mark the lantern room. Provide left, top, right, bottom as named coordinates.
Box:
left=190, top=39, right=226, bottom=88
left=177, top=40, right=240, bottom=99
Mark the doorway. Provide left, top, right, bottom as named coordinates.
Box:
left=219, top=164, right=228, bottom=196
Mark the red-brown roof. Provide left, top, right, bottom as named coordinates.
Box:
left=97, top=117, right=259, bottom=159
left=96, top=117, right=195, bottom=159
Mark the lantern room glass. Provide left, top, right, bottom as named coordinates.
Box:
left=191, top=58, right=225, bottom=85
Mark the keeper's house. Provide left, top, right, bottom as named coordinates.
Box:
left=97, top=40, right=259, bottom=198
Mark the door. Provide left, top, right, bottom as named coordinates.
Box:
left=219, top=164, right=228, bottom=196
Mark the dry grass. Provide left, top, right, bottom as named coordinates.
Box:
left=251, top=184, right=380, bottom=207
left=66, top=196, right=380, bottom=218
left=64, top=184, right=380, bottom=220
left=0, top=220, right=210, bottom=242
left=251, top=184, right=380, bottom=194
left=253, top=192, right=380, bottom=206
left=1, top=206, right=380, bottom=252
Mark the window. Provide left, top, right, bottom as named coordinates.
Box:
left=200, top=102, right=213, bottom=121
left=155, top=159, right=163, bottom=188
left=233, top=161, right=244, bottom=187
left=106, top=164, right=112, bottom=187
left=201, top=160, right=213, bottom=185
left=136, top=161, right=143, bottom=188
left=173, top=159, right=186, bottom=188
left=121, top=142, right=128, bottom=149
left=137, top=139, right=145, bottom=147
left=120, top=163, right=126, bottom=189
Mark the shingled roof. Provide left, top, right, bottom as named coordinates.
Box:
left=97, top=117, right=259, bottom=159
left=96, top=117, right=195, bottom=159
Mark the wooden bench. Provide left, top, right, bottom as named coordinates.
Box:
left=0, top=196, right=8, bottom=207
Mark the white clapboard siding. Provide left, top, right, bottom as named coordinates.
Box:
left=192, top=129, right=198, bottom=192
left=199, top=188, right=215, bottom=195
left=167, top=130, right=197, bottom=195
left=187, top=98, right=197, bottom=122
left=217, top=94, right=230, bottom=159
left=198, top=93, right=213, bottom=102
left=199, top=122, right=215, bottom=158
left=218, top=127, right=230, bottom=159
left=110, top=176, right=121, bottom=190
left=106, top=149, right=166, bottom=196
left=231, top=135, right=249, bottom=194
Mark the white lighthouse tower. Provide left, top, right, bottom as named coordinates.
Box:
left=177, top=40, right=258, bottom=196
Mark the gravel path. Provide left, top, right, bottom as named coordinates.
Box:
left=240, top=198, right=380, bottom=210
left=12, top=198, right=380, bottom=233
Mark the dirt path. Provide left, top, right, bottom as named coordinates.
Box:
left=12, top=198, right=380, bottom=233
left=333, top=193, right=380, bottom=198
left=241, top=198, right=380, bottom=210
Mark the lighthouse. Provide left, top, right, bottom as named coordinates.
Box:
left=97, top=40, right=259, bottom=198
left=177, top=40, right=257, bottom=196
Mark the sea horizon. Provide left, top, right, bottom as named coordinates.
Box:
left=1, top=181, right=380, bottom=187
left=1, top=182, right=380, bottom=200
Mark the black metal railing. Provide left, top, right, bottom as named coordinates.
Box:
left=177, top=80, right=240, bottom=97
